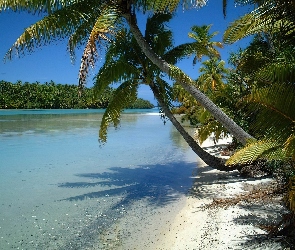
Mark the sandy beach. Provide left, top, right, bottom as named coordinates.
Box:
left=152, top=137, right=287, bottom=250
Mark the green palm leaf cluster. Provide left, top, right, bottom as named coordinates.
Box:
left=94, top=13, right=176, bottom=143
left=224, top=0, right=295, bottom=45
left=133, top=0, right=207, bottom=12
left=223, top=0, right=295, bottom=166
left=188, top=25, right=223, bottom=64
left=222, top=1, right=295, bottom=220
left=170, top=24, right=233, bottom=144
left=225, top=77, right=295, bottom=166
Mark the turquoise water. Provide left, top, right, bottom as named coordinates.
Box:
left=0, top=109, right=197, bottom=249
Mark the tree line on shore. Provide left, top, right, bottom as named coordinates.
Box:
left=0, top=80, right=154, bottom=109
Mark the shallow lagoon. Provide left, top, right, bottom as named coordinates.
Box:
left=0, top=109, right=197, bottom=249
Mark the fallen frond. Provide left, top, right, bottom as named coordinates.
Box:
left=205, top=181, right=282, bottom=209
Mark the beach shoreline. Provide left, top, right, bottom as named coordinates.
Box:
left=121, top=136, right=287, bottom=250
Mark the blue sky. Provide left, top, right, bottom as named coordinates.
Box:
left=0, top=1, right=253, bottom=104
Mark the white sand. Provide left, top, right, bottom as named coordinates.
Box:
left=147, top=136, right=286, bottom=250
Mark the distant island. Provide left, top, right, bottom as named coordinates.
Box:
left=0, top=80, right=155, bottom=109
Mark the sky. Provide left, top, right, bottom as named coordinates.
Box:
left=0, top=1, right=253, bottom=105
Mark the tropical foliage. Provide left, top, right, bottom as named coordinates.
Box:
left=93, top=13, right=230, bottom=169
left=93, top=13, right=175, bottom=142
left=0, top=80, right=154, bottom=109
left=223, top=0, right=295, bottom=165
left=220, top=0, right=295, bottom=229
left=172, top=24, right=231, bottom=144
left=126, top=98, right=155, bottom=109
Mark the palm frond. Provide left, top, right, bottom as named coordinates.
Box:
left=163, top=43, right=196, bottom=64
left=224, top=1, right=295, bottom=44
left=93, top=60, right=140, bottom=98
left=134, top=0, right=207, bottom=13
left=4, top=2, right=91, bottom=59
left=104, top=29, right=132, bottom=62
left=145, top=13, right=173, bottom=55
left=255, top=60, right=295, bottom=84
left=248, top=83, right=295, bottom=142
left=78, top=5, right=121, bottom=89
left=99, top=81, right=138, bottom=143
left=223, top=13, right=257, bottom=44
left=188, top=25, right=222, bottom=63
left=0, top=0, right=81, bottom=13
left=154, top=76, right=175, bottom=109
left=226, top=139, right=286, bottom=166
left=68, top=8, right=123, bottom=61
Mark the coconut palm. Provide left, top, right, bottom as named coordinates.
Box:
left=197, top=57, right=228, bottom=93
left=96, top=13, right=232, bottom=170
left=124, top=8, right=253, bottom=144
left=0, top=0, right=253, bottom=146
left=191, top=58, right=229, bottom=143
left=222, top=1, right=295, bottom=233
left=188, top=25, right=223, bottom=65
left=222, top=0, right=295, bottom=164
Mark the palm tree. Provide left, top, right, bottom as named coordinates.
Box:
left=124, top=8, right=253, bottom=144
left=191, top=58, right=229, bottom=143
left=188, top=25, right=223, bottom=65
left=95, top=13, right=232, bottom=170
left=173, top=56, right=230, bottom=145
left=197, top=57, right=227, bottom=93
left=222, top=1, right=295, bottom=234
left=222, top=0, right=295, bottom=163
left=0, top=0, right=253, bottom=146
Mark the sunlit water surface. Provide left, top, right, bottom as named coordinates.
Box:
left=0, top=109, right=197, bottom=249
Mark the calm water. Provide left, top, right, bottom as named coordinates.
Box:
left=0, top=109, right=197, bottom=249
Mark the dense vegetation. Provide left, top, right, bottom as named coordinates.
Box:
left=0, top=80, right=110, bottom=109
left=0, top=80, right=154, bottom=109
left=126, top=98, right=155, bottom=109
left=172, top=1, right=295, bottom=242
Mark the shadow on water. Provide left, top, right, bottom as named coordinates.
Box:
left=59, top=160, right=197, bottom=208
left=53, top=161, right=197, bottom=249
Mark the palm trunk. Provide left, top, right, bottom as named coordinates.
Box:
left=123, top=11, right=253, bottom=146
left=150, top=83, right=236, bottom=171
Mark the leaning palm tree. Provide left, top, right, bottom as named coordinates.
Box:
left=191, top=58, right=229, bottom=143
left=123, top=6, right=253, bottom=144
left=96, top=13, right=232, bottom=170
left=0, top=0, right=253, bottom=146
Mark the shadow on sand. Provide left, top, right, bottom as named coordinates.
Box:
left=190, top=165, right=286, bottom=249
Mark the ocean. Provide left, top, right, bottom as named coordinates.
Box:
left=0, top=109, right=198, bottom=249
